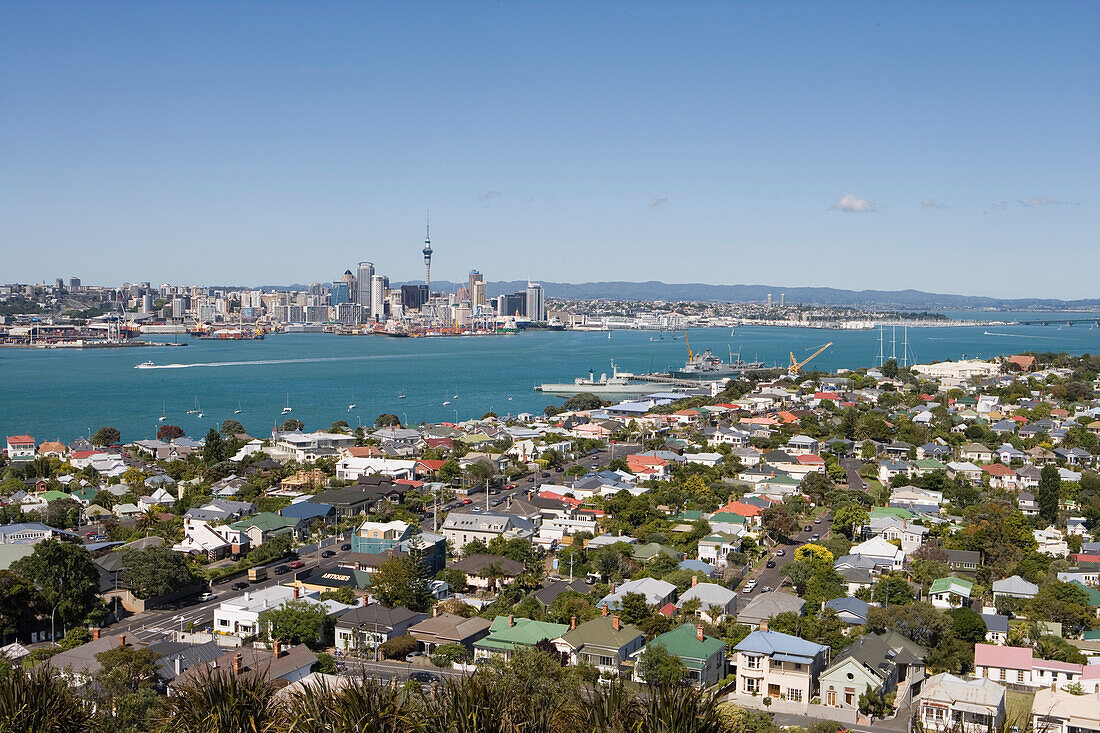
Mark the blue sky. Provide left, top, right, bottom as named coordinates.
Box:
left=1, top=1, right=1096, bottom=297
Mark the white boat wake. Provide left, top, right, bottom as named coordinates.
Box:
left=984, top=331, right=1062, bottom=340
left=138, top=355, right=389, bottom=369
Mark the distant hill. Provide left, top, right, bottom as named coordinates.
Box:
left=258, top=280, right=1100, bottom=311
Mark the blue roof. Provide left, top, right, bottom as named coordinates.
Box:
left=279, top=502, right=335, bottom=520
left=679, top=559, right=718, bottom=575
left=824, top=596, right=869, bottom=621
left=735, top=629, right=828, bottom=658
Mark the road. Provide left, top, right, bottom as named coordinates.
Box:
left=737, top=510, right=835, bottom=601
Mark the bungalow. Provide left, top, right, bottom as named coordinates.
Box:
left=697, top=532, right=743, bottom=566
left=598, top=577, right=677, bottom=611
left=946, top=461, right=983, bottom=482
left=228, top=512, right=304, bottom=547
left=449, top=554, right=526, bottom=591
left=554, top=613, right=646, bottom=677
left=1031, top=687, right=1100, bottom=733
left=929, top=577, right=973, bottom=609
left=737, top=592, right=806, bottom=627
left=407, top=613, right=493, bottom=655
left=991, top=575, right=1038, bottom=603
left=959, top=443, right=994, bottom=463
left=982, top=614, right=1009, bottom=645
left=634, top=623, right=727, bottom=687
left=676, top=579, right=738, bottom=623
left=982, top=463, right=1017, bottom=489
left=945, top=550, right=982, bottom=572
left=823, top=596, right=870, bottom=625
left=850, top=536, right=906, bottom=570
left=878, top=459, right=912, bottom=484
left=473, top=616, right=569, bottom=661
left=918, top=673, right=1005, bottom=733
left=334, top=604, right=428, bottom=653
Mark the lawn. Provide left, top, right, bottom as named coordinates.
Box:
left=1005, top=690, right=1034, bottom=730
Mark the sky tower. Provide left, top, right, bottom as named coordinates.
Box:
left=422, top=213, right=432, bottom=289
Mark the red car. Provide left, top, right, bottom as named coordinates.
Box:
left=288, top=560, right=305, bottom=569
left=461, top=499, right=472, bottom=505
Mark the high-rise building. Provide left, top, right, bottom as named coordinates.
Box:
left=356, top=262, right=374, bottom=310
left=69, top=276, right=81, bottom=290
left=141, top=294, right=154, bottom=312
left=498, top=292, right=526, bottom=317
left=400, top=284, right=423, bottom=311
left=370, top=274, right=388, bottom=321
left=422, top=217, right=433, bottom=289
left=331, top=281, right=350, bottom=305
left=525, top=282, right=546, bottom=322
left=468, top=271, right=484, bottom=307
left=472, top=280, right=487, bottom=312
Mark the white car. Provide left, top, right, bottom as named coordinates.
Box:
left=198, top=592, right=217, bottom=602
left=742, top=581, right=757, bottom=593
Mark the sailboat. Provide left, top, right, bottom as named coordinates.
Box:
left=158, top=402, right=166, bottom=422
left=281, top=393, right=292, bottom=414
left=397, top=393, right=407, bottom=399
left=186, top=396, right=200, bottom=414
left=234, top=401, right=243, bottom=415
left=607, top=331, right=611, bottom=339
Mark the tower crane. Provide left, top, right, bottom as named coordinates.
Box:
left=789, top=342, right=833, bottom=376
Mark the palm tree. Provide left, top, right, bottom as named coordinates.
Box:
left=0, top=667, right=90, bottom=733
left=137, top=506, right=162, bottom=535
left=478, top=561, right=507, bottom=593
left=160, top=667, right=280, bottom=733
left=279, top=677, right=419, bottom=733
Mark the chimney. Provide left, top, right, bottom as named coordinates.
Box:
left=92, top=628, right=100, bottom=640
left=759, top=621, right=768, bottom=632
left=507, top=615, right=513, bottom=627
left=692, top=575, right=698, bottom=587
left=174, top=655, right=182, bottom=676
left=612, top=614, right=620, bottom=631
left=570, top=616, right=576, bottom=630
left=611, top=582, right=616, bottom=594
left=233, top=652, right=243, bottom=675
left=697, top=625, right=705, bottom=641
left=361, top=595, right=368, bottom=607
left=119, top=634, right=126, bottom=647
left=273, top=639, right=282, bottom=658
left=293, top=586, right=300, bottom=599
left=602, top=605, right=608, bottom=617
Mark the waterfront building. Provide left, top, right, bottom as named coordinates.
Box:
left=370, top=274, right=388, bottom=321
left=356, top=262, right=374, bottom=310
left=331, top=280, right=350, bottom=305
left=526, top=282, right=546, bottom=322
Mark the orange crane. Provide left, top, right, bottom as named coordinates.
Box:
left=789, top=342, right=833, bottom=376
left=684, top=330, right=692, bottom=361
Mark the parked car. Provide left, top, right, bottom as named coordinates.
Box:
left=461, top=498, right=472, bottom=505
left=775, top=549, right=785, bottom=556
left=742, top=580, right=757, bottom=593
left=405, top=652, right=423, bottom=663
left=554, top=466, right=564, bottom=473
left=811, top=534, right=820, bottom=541
left=410, top=671, right=439, bottom=684
left=804, top=525, right=813, bottom=532
left=761, top=586, right=773, bottom=593
left=814, top=518, right=822, bottom=524
left=340, top=543, right=351, bottom=551
left=321, top=550, right=335, bottom=558
left=288, top=560, right=305, bottom=569
left=231, top=581, right=249, bottom=591
left=273, top=565, right=290, bottom=575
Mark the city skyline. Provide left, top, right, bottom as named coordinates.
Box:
left=1, top=2, right=1096, bottom=297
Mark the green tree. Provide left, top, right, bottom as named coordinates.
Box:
left=122, top=545, right=198, bottom=599
left=858, top=683, right=894, bottom=721
left=11, top=538, right=100, bottom=636
left=259, top=598, right=329, bottom=648
left=832, top=504, right=869, bottom=540
left=203, top=429, right=226, bottom=464
left=946, top=607, right=987, bottom=644
left=562, top=393, right=603, bottom=412
left=220, top=419, right=245, bottom=436
left=0, top=570, right=42, bottom=640
left=92, top=426, right=121, bottom=446
left=636, top=643, right=689, bottom=687
left=374, top=414, right=401, bottom=427
left=281, top=418, right=304, bottom=431
left=319, top=587, right=357, bottom=604
left=871, top=573, right=914, bottom=606
left=438, top=460, right=462, bottom=486
left=0, top=667, right=91, bottom=733
left=371, top=547, right=432, bottom=612
left=1038, top=465, right=1061, bottom=524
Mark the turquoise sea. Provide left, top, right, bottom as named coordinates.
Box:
left=3, top=319, right=1100, bottom=443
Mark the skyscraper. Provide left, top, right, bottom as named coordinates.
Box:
left=356, top=262, right=374, bottom=311
left=331, top=280, right=350, bottom=305
left=370, top=274, right=388, bottom=321
left=422, top=216, right=433, bottom=289
left=525, top=282, right=545, bottom=322
left=468, top=270, right=485, bottom=308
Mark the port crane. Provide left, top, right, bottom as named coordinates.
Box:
left=789, top=342, right=833, bottom=376
left=684, top=330, right=692, bottom=361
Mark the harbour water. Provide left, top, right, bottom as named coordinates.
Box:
left=3, top=320, right=1100, bottom=442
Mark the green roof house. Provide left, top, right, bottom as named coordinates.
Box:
left=230, top=512, right=304, bottom=547
left=634, top=622, right=727, bottom=687
left=473, top=616, right=569, bottom=660
left=929, top=577, right=973, bottom=609
left=554, top=613, right=645, bottom=677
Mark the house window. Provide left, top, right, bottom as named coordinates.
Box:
left=743, top=655, right=761, bottom=670
left=1018, top=671, right=1025, bottom=683
left=787, top=689, right=803, bottom=703
left=999, top=669, right=1006, bottom=681
left=743, top=678, right=759, bottom=694
left=827, top=690, right=836, bottom=706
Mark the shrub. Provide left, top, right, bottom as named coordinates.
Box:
left=379, top=635, right=418, bottom=660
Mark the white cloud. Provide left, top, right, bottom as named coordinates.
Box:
left=922, top=199, right=948, bottom=209
left=649, top=196, right=668, bottom=208
left=831, top=193, right=876, bottom=213
left=475, top=190, right=502, bottom=206
left=1019, top=195, right=1058, bottom=207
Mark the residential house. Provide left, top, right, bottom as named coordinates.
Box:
left=334, top=604, right=428, bottom=653
left=982, top=614, right=1009, bottom=645
left=850, top=536, right=906, bottom=570
left=598, top=577, right=677, bottom=611
left=918, top=673, right=1005, bottom=733
left=5, top=435, right=35, bottom=462
left=737, top=592, right=805, bottom=627
left=554, top=613, right=646, bottom=677
left=675, top=579, right=738, bottom=623
left=734, top=627, right=830, bottom=703
left=169, top=644, right=317, bottom=692
left=407, top=613, right=493, bottom=655
left=945, top=550, right=982, bottom=572
left=820, top=631, right=926, bottom=712
left=824, top=597, right=870, bottom=625
left=472, top=616, right=569, bottom=661
left=929, top=577, right=973, bottom=609
left=1031, top=686, right=1100, bottom=733
left=991, top=575, right=1039, bottom=603
left=440, top=511, right=536, bottom=553
left=697, top=532, right=744, bottom=566
left=635, top=623, right=727, bottom=687
left=449, top=554, right=526, bottom=591
left=228, top=512, right=304, bottom=547
left=960, top=443, right=994, bottom=463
